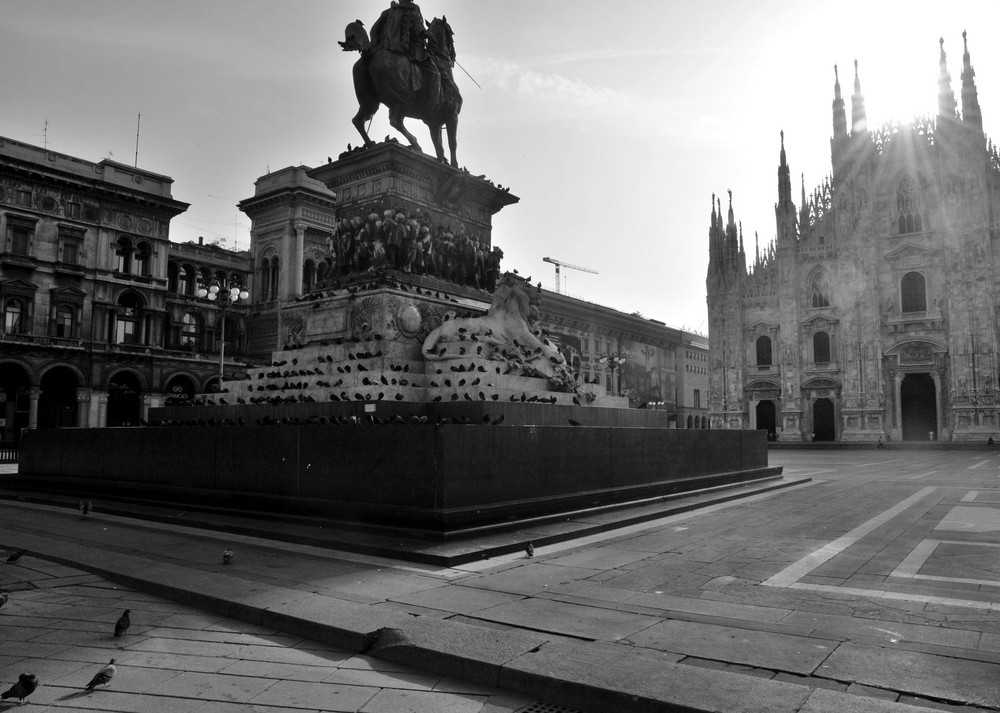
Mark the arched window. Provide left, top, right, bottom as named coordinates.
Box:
left=180, top=312, right=201, bottom=349
left=756, top=335, right=773, bottom=367
left=55, top=305, right=75, bottom=338
left=258, top=258, right=271, bottom=301
left=303, top=260, right=316, bottom=291
left=115, top=237, right=133, bottom=273
left=4, top=298, right=24, bottom=334
left=167, top=262, right=179, bottom=292
left=268, top=258, right=279, bottom=300
left=901, top=272, right=927, bottom=313
left=810, top=272, right=830, bottom=308
left=134, top=242, right=151, bottom=276
left=686, top=415, right=693, bottom=429
left=317, top=260, right=329, bottom=285
left=178, top=265, right=193, bottom=295
left=813, top=331, right=831, bottom=363
left=198, top=267, right=213, bottom=292
left=116, top=293, right=143, bottom=344
left=896, top=177, right=925, bottom=234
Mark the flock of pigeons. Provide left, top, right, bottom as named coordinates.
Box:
left=2, top=547, right=124, bottom=703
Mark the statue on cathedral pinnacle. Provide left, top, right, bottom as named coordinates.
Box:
left=339, top=1, right=463, bottom=167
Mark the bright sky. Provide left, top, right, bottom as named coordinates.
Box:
left=4, top=1, right=997, bottom=334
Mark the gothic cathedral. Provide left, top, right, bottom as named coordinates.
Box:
left=706, top=34, right=1000, bottom=442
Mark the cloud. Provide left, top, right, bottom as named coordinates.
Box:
left=477, top=57, right=638, bottom=113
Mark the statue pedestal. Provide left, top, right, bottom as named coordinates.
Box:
left=308, top=140, right=519, bottom=251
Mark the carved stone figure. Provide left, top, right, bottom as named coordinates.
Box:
left=340, top=12, right=462, bottom=166
left=421, top=273, right=568, bottom=379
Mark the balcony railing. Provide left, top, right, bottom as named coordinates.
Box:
left=0, top=253, right=38, bottom=269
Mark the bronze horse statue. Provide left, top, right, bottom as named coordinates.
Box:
left=340, top=17, right=462, bottom=167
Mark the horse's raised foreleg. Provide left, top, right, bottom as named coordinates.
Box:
left=388, top=107, right=422, bottom=152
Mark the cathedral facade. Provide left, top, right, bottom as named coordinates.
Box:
left=707, top=34, right=1000, bottom=442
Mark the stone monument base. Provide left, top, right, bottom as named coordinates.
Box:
left=17, top=424, right=776, bottom=534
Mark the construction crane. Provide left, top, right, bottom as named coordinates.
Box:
left=542, top=257, right=598, bottom=294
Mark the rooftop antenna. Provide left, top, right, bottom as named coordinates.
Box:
left=37, top=119, right=49, bottom=150
left=134, top=113, right=141, bottom=167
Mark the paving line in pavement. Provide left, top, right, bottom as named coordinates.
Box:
left=969, top=459, right=989, bottom=469
left=762, top=486, right=937, bottom=588
left=785, top=582, right=998, bottom=612
left=907, top=471, right=937, bottom=479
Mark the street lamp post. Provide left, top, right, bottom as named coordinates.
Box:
left=598, top=352, right=627, bottom=395
left=197, top=279, right=249, bottom=387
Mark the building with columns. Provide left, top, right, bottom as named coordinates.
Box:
left=706, top=34, right=1000, bottom=442
left=0, top=136, right=253, bottom=439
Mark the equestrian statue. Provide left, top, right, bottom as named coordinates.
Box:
left=340, top=1, right=462, bottom=167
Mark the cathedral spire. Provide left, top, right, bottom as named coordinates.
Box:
left=832, top=64, right=847, bottom=140
left=961, top=30, right=982, bottom=131
left=799, top=173, right=809, bottom=227
left=938, top=37, right=957, bottom=119
left=777, top=131, right=792, bottom=208
left=850, top=60, right=867, bottom=134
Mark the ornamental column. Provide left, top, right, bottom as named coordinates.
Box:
left=27, top=386, right=40, bottom=429
left=293, top=221, right=306, bottom=297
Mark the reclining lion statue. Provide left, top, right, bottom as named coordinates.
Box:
left=422, top=273, right=569, bottom=381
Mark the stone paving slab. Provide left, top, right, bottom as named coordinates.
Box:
left=470, top=596, right=661, bottom=641
left=629, top=619, right=838, bottom=675
left=817, top=641, right=1000, bottom=707
left=498, top=638, right=814, bottom=713
left=780, top=609, right=983, bottom=649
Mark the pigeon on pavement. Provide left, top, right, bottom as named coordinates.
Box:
left=0, top=591, right=8, bottom=609
left=525, top=542, right=535, bottom=558
left=6, top=549, right=26, bottom=563
left=113, top=610, right=130, bottom=638
left=85, top=659, right=116, bottom=690
left=79, top=499, right=93, bottom=516
left=1, top=673, right=38, bottom=704
left=223, top=548, right=234, bottom=565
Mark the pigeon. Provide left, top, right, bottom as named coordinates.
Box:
left=490, top=415, right=505, bottom=426
left=113, top=610, right=130, bottom=638
left=223, top=548, right=234, bottom=565
left=85, top=659, right=116, bottom=690
left=568, top=419, right=583, bottom=426
left=0, top=591, right=7, bottom=608
left=525, top=542, right=534, bottom=558
left=79, top=499, right=93, bottom=516
left=1, top=673, right=38, bottom=704
left=6, top=549, right=25, bottom=563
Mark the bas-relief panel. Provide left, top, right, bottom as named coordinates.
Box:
left=306, top=309, right=348, bottom=336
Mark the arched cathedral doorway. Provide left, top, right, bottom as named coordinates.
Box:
left=813, top=399, right=836, bottom=441
left=901, top=373, right=937, bottom=440
left=755, top=400, right=776, bottom=439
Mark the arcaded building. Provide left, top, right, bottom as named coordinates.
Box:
left=707, top=34, right=1000, bottom=442
left=0, top=136, right=252, bottom=439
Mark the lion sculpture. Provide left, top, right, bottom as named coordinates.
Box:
left=422, top=273, right=569, bottom=381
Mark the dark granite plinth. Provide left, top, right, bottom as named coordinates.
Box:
left=18, top=425, right=773, bottom=533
